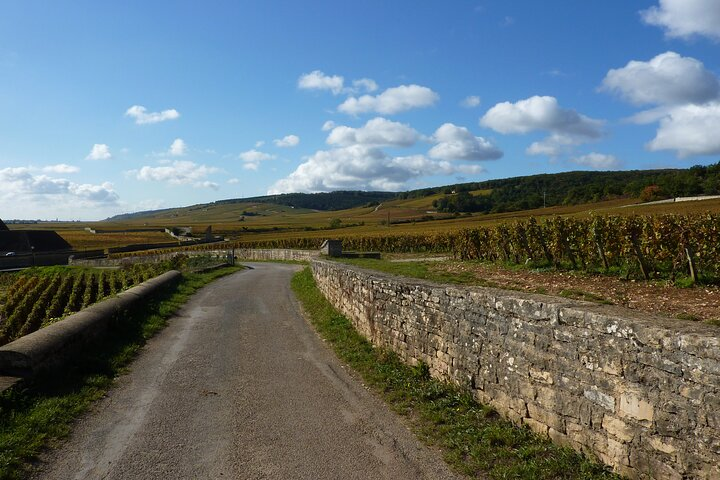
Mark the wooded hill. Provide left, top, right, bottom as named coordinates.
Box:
left=107, top=162, right=720, bottom=220
left=421, top=162, right=720, bottom=214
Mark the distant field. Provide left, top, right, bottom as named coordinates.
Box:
left=56, top=230, right=176, bottom=250
left=9, top=196, right=720, bottom=250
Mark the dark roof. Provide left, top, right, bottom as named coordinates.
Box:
left=0, top=231, right=72, bottom=253
left=0, top=219, right=8, bottom=231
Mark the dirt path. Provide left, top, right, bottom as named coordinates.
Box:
left=32, top=263, right=461, bottom=480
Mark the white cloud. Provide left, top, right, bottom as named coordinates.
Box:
left=274, top=134, right=300, bottom=148
left=125, top=105, right=180, bottom=125
left=268, top=145, right=482, bottom=194
left=322, top=120, right=336, bottom=131
left=641, top=0, right=720, bottom=41
left=481, top=96, right=603, bottom=156
left=646, top=101, right=720, bottom=157
left=133, top=160, right=219, bottom=186
left=481, top=96, right=603, bottom=137
left=601, top=52, right=719, bottom=106
left=69, top=182, right=120, bottom=202
left=338, top=84, right=439, bottom=115
left=168, top=138, right=188, bottom=156
left=239, top=149, right=276, bottom=170
left=0, top=167, right=118, bottom=206
left=227, top=178, right=240, bottom=184
left=428, top=123, right=502, bottom=161
left=196, top=181, right=220, bottom=190
left=85, top=144, right=112, bottom=161
left=42, top=164, right=80, bottom=174
left=461, top=95, right=481, bottom=108
left=601, top=52, right=720, bottom=158
left=569, top=153, right=621, bottom=170
left=298, top=70, right=345, bottom=95
left=352, top=78, right=378, bottom=93
left=326, top=117, right=420, bottom=147
left=526, top=133, right=589, bottom=157
left=255, top=140, right=265, bottom=148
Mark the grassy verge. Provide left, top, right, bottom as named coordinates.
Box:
left=0, top=265, right=242, bottom=480
left=291, top=267, right=619, bottom=480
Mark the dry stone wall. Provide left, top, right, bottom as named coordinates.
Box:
left=311, top=259, right=720, bottom=480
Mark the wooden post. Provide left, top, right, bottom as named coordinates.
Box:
left=686, top=247, right=698, bottom=283
left=595, top=240, right=609, bottom=271
left=631, top=237, right=650, bottom=280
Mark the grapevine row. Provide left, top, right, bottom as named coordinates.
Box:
left=0, top=263, right=168, bottom=346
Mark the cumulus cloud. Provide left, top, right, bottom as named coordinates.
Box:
left=569, top=153, right=621, bottom=170
left=601, top=52, right=720, bottom=106
left=227, top=178, right=240, bottom=184
left=0, top=167, right=118, bottom=205
left=321, top=121, right=336, bottom=131
left=428, top=123, right=502, bottom=161
left=461, top=96, right=481, bottom=108
left=268, top=145, right=482, bottom=194
left=133, top=160, right=219, bottom=187
left=298, top=70, right=345, bottom=95
left=255, top=140, right=265, bottom=148
left=352, top=78, right=379, bottom=93
left=602, top=52, right=720, bottom=158
left=298, top=70, right=380, bottom=96
left=274, top=134, right=300, bottom=148
left=338, top=84, right=439, bottom=115
left=86, top=144, right=112, bottom=161
left=125, top=105, right=180, bottom=125
left=239, top=149, right=276, bottom=170
left=641, top=0, right=720, bottom=41
left=646, top=101, right=720, bottom=157
left=326, top=117, right=420, bottom=147
left=42, top=164, right=80, bottom=174
left=481, top=96, right=603, bottom=137
left=481, top=96, right=603, bottom=156
left=168, top=138, right=188, bottom=156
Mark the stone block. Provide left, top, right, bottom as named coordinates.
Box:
left=523, top=417, right=549, bottom=436
left=583, top=387, right=616, bottom=412
left=602, top=414, right=635, bottom=442
left=619, top=392, right=654, bottom=423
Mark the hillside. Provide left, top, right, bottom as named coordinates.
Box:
left=403, top=163, right=720, bottom=214
left=106, top=163, right=720, bottom=223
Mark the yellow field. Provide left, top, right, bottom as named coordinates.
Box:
left=9, top=195, right=720, bottom=251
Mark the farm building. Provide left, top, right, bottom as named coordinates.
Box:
left=0, top=219, right=72, bottom=254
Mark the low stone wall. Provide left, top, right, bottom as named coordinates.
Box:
left=0, top=271, right=181, bottom=378
left=234, top=248, right=319, bottom=262
left=311, top=259, right=720, bottom=480
left=70, top=248, right=318, bottom=267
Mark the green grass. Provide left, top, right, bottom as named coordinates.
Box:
left=291, top=267, right=620, bottom=480
left=0, top=265, right=242, bottom=480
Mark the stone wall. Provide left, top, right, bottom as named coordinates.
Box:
left=234, top=248, right=319, bottom=262
left=311, top=259, right=720, bottom=479
left=71, top=248, right=319, bottom=267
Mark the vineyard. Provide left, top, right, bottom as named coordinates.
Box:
left=131, top=213, right=720, bottom=282
left=0, top=263, right=168, bottom=346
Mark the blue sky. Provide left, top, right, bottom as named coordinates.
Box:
left=1, top=0, right=719, bottom=220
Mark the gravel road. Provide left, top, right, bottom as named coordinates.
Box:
left=32, top=263, right=462, bottom=479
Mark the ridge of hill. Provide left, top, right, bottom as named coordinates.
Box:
left=105, top=163, right=720, bottom=222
